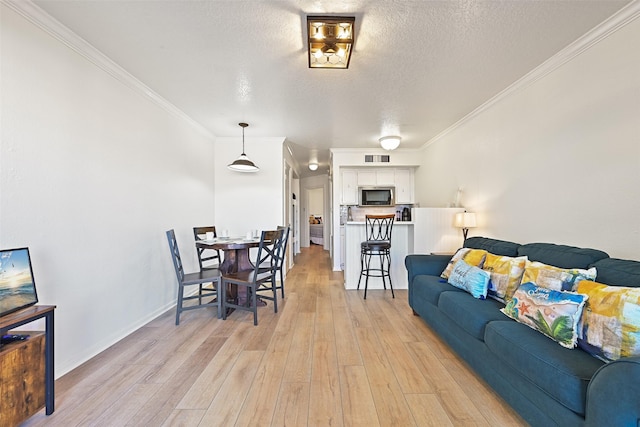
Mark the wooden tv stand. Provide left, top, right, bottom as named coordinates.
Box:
left=0, top=305, right=56, bottom=426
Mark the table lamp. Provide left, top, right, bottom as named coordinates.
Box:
left=454, top=211, right=477, bottom=241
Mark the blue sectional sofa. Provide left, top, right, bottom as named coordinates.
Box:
left=405, top=236, right=640, bottom=427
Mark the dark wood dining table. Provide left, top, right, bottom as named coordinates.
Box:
left=195, top=237, right=260, bottom=305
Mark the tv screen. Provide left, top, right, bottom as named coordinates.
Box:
left=0, top=247, right=39, bottom=317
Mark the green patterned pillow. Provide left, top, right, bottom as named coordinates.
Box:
left=502, top=282, right=588, bottom=348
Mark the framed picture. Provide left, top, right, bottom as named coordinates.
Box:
left=0, top=247, right=39, bottom=317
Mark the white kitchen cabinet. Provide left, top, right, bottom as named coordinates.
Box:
left=376, top=169, right=395, bottom=186
left=357, top=170, right=376, bottom=186
left=395, top=168, right=414, bottom=204
left=341, top=169, right=358, bottom=205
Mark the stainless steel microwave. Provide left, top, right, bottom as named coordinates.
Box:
left=359, top=187, right=395, bottom=207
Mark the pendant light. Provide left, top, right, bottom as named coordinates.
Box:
left=228, top=122, right=259, bottom=172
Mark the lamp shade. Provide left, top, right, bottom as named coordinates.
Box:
left=308, top=162, right=318, bottom=171
left=454, top=212, right=477, bottom=228
left=379, top=136, right=401, bottom=150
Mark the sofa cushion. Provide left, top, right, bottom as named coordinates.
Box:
left=590, top=258, right=640, bottom=288
left=440, top=248, right=487, bottom=279
left=483, top=254, right=527, bottom=302
left=576, top=280, right=640, bottom=361
left=501, top=282, right=588, bottom=348
left=448, top=259, right=490, bottom=299
left=412, top=275, right=465, bottom=306
left=521, top=260, right=597, bottom=292
left=518, top=242, right=608, bottom=269
left=439, top=291, right=506, bottom=340
left=485, top=320, right=604, bottom=415
left=464, top=236, right=520, bottom=257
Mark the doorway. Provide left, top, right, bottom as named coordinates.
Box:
left=307, top=187, right=325, bottom=247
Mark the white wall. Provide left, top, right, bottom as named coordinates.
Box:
left=0, top=5, right=216, bottom=376
left=213, top=137, right=285, bottom=235
left=308, top=188, right=324, bottom=217
left=415, top=11, right=640, bottom=259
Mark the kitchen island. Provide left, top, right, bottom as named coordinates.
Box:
left=344, top=221, right=414, bottom=290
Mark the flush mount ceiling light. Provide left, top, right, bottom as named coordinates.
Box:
left=228, top=122, right=259, bottom=172
left=379, top=136, right=401, bottom=150
left=307, top=16, right=355, bottom=69
left=309, top=149, right=319, bottom=170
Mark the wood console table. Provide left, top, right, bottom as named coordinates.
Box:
left=0, top=305, right=56, bottom=424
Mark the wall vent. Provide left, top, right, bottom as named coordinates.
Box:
left=364, top=154, right=390, bottom=163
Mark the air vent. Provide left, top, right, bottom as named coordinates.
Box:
left=364, top=155, right=390, bottom=163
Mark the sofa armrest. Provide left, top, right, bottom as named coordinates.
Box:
left=585, top=356, right=640, bottom=427
left=404, top=254, right=451, bottom=285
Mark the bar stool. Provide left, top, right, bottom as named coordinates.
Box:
left=357, top=214, right=395, bottom=299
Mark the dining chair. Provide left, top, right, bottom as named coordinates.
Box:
left=193, top=226, right=222, bottom=271
left=221, top=229, right=283, bottom=325
left=166, top=229, right=222, bottom=325
left=275, top=225, right=291, bottom=298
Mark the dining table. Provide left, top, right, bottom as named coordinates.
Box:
left=195, top=236, right=261, bottom=307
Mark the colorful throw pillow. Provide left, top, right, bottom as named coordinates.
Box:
left=521, top=260, right=596, bottom=292
left=501, top=282, right=588, bottom=348
left=576, top=280, right=640, bottom=361
left=441, top=248, right=487, bottom=279
left=482, top=254, right=527, bottom=303
left=447, top=259, right=491, bottom=299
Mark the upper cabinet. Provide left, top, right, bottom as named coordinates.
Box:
left=341, top=169, right=358, bottom=205
left=394, top=168, right=414, bottom=204
left=340, top=167, right=415, bottom=205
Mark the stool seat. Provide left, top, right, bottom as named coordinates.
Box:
left=358, top=215, right=395, bottom=299
left=361, top=240, right=391, bottom=251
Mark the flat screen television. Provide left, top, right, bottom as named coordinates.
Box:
left=0, top=247, right=39, bottom=317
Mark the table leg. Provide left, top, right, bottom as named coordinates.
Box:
left=45, top=311, right=55, bottom=415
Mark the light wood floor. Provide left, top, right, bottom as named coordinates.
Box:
left=23, top=245, right=526, bottom=426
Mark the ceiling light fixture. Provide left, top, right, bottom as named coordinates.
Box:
left=228, top=122, right=259, bottom=172
left=309, top=149, right=319, bottom=171
left=307, top=16, right=355, bottom=69
left=379, top=136, right=401, bottom=150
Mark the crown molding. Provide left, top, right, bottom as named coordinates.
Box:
left=422, top=0, right=640, bottom=150
left=2, top=0, right=214, bottom=139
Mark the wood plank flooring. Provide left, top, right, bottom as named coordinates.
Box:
left=23, top=245, right=527, bottom=426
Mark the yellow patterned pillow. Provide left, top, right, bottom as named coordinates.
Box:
left=521, top=260, right=596, bottom=292
left=441, top=248, right=487, bottom=279
left=482, top=254, right=528, bottom=302
left=576, top=280, right=640, bottom=361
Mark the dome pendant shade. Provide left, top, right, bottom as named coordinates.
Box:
left=228, top=122, right=259, bottom=172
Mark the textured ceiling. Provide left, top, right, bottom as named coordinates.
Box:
left=31, top=0, right=630, bottom=176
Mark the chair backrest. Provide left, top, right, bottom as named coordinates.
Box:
left=193, top=226, right=220, bottom=270
left=276, top=225, right=291, bottom=268
left=166, top=229, right=185, bottom=282
left=252, top=229, right=284, bottom=279
left=365, top=214, right=395, bottom=242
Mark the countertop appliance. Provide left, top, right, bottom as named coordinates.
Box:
left=359, top=187, right=394, bottom=207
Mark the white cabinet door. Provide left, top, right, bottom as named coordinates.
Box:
left=376, top=169, right=395, bottom=186
left=357, top=170, right=376, bottom=186
left=395, top=169, right=414, bottom=204
left=341, top=170, right=358, bottom=205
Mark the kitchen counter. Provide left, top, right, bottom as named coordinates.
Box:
left=344, top=222, right=414, bottom=290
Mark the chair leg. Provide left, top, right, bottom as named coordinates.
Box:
left=364, top=252, right=372, bottom=300
left=221, top=281, right=228, bottom=321
left=379, top=252, right=387, bottom=290
left=252, top=286, right=258, bottom=326
left=176, top=284, right=184, bottom=325
left=272, top=274, right=278, bottom=313
left=357, top=250, right=364, bottom=290
left=386, top=250, right=394, bottom=298
left=216, top=280, right=222, bottom=319
left=279, top=268, right=285, bottom=298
